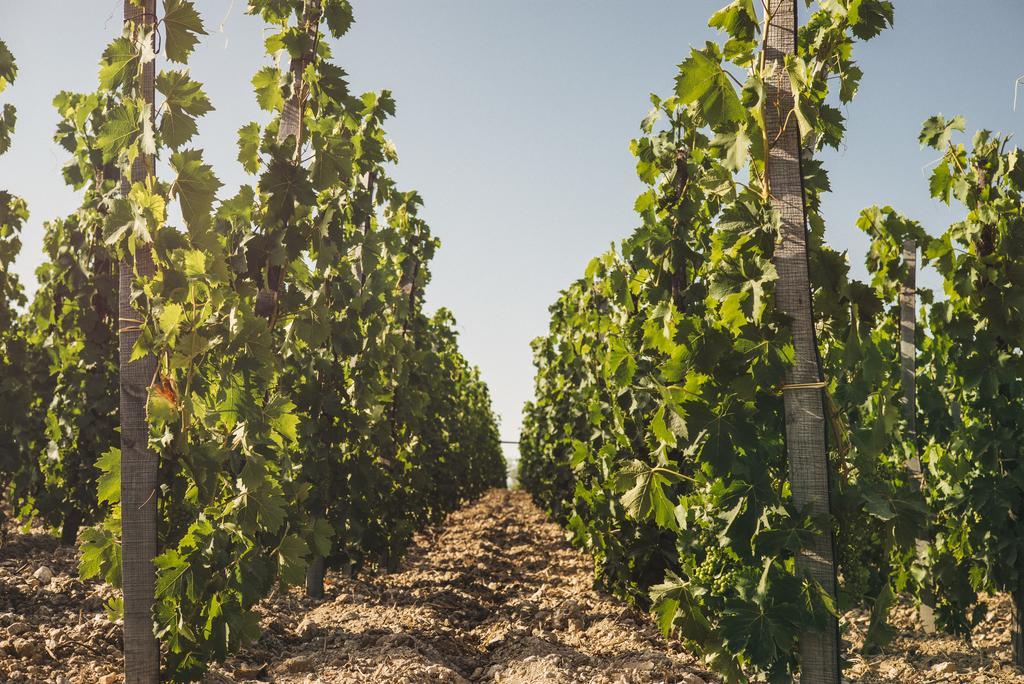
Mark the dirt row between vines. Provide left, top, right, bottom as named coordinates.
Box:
left=0, top=488, right=1022, bottom=682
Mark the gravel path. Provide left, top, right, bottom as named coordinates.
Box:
left=212, top=488, right=713, bottom=683
left=5, top=488, right=1022, bottom=682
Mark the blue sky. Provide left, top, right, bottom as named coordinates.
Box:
left=1, top=2, right=1022, bottom=470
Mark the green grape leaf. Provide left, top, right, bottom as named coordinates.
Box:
left=154, top=550, right=190, bottom=598
left=308, top=121, right=353, bottom=189
left=753, top=518, right=817, bottom=556
left=710, top=126, right=750, bottom=171
left=237, top=122, right=262, bottom=174
left=148, top=387, right=178, bottom=424
left=78, top=534, right=105, bottom=581
left=311, top=518, right=334, bottom=558
left=919, top=114, right=965, bottom=150
left=156, top=69, right=212, bottom=149
left=929, top=162, right=954, bottom=204
left=96, top=448, right=122, bottom=505
left=159, top=302, right=184, bottom=335
left=79, top=526, right=122, bottom=585
left=849, top=0, right=895, bottom=40
left=323, top=0, right=355, bottom=38
left=650, top=572, right=716, bottom=644
left=614, top=459, right=684, bottom=530
left=163, top=0, right=207, bottom=64
left=839, top=64, right=864, bottom=104
left=651, top=406, right=677, bottom=448
left=277, top=534, right=309, bottom=586
left=0, top=39, right=16, bottom=93
left=0, top=104, right=15, bottom=155
left=315, top=61, right=350, bottom=102
left=170, top=149, right=222, bottom=230
left=709, top=0, right=757, bottom=42
left=252, top=488, right=286, bottom=533
left=98, top=37, right=138, bottom=91
left=721, top=597, right=798, bottom=667
left=270, top=405, right=300, bottom=446
left=606, top=340, right=637, bottom=385
left=861, top=489, right=897, bottom=522
left=258, top=153, right=315, bottom=218
left=96, top=101, right=142, bottom=163
left=675, top=49, right=745, bottom=128
left=252, top=66, right=284, bottom=112
left=863, top=582, right=897, bottom=652
left=183, top=249, right=206, bottom=277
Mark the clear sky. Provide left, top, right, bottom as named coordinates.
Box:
left=1, top=2, right=1022, bottom=472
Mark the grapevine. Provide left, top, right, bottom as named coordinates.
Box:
left=0, top=37, right=47, bottom=536
left=520, top=1, right=901, bottom=679
left=26, top=1, right=508, bottom=678
left=871, top=119, right=1024, bottom=646
left=13, top=1, right=1022, bottom=681
left=25, top=86, right=125, bottom=545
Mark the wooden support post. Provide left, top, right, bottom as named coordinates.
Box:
left=764, top=2, right=841, bottom=682
left=119, top=1, right=159, bottom=681
left=900, top=239, right=936, bottom=633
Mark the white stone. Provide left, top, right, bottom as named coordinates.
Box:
left=32, top=565, right=53, bottom=585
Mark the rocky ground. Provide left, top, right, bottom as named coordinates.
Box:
left=2, top=489, right=1024, bottom=682
left=0, top=522, right=122, bottom=682
left=844, top=594, right=1024, bottom=683
left=209, top=489, right=713, bottom=683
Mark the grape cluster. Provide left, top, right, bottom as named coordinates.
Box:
left=691, top=543, right=740, bottom=596
left=838, top=511, right=884, bottom=604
